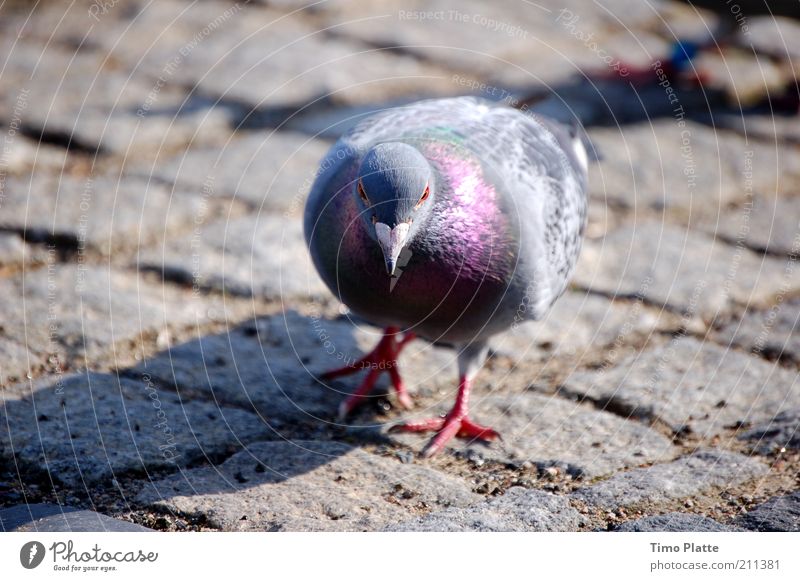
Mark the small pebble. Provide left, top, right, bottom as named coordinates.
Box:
left=396, top=450, right=414, bottom=464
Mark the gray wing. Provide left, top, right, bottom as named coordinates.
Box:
left=464, top=107, right=588, bottom=320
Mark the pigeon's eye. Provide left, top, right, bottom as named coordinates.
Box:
left=357, top=181, right=370, bottom=205
left=415, top=185, right=430, bottom=209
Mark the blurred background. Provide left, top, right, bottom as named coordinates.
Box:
left=0, top=1, right=798, bottom=532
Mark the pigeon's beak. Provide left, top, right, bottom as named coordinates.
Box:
left=375, top=222, right=409, bottom=276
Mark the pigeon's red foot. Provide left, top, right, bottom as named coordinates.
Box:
left=390, top=375, right=500, bottom=457
left=322, top=326, right=416, bottom=418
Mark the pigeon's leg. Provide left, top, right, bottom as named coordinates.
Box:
left=321, top=326, right=417, bottom=418
left=391, top=374, right=500, bottom=457
left=390, top=342, right=500, bottom=457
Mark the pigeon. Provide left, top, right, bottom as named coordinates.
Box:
left=304, top=97, right=588, bottom=457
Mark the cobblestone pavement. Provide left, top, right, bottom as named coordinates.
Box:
left=1, top=0, right=799, bottom=532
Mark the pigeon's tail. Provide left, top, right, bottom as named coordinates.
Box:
left=567, top=118, right=602, bottom=166
left=568, top=120, right=589, bottom=173
left=528, top=95, right=602, bottom=166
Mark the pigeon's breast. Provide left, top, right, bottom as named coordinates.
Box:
left=309, top=145, right=524, bottom=344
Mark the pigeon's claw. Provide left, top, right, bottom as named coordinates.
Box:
left=323, top=326, right=416, bottom=418
left=392, top=415, right=500, bottom=458
left=424, top=416, right=500, bottom=458
left=390, top=375, right=500, bottom=457
left=391, top=417, right=446, bottom=433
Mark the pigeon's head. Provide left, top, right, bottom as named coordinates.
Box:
left=355, top=142, right=435, bottom=275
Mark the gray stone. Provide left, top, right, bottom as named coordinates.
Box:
left=585, top=196, right=625, bottom=239
left=490, top=291, right=672, bottom=362
left=89, top=98, right=235, bottom=160
left=187, top=16, right=455, bottom=109
left=735, top=492, right=800, bottom=532
left=716, top=299, right=800, bottom=365
left=0, top=131, right=68, bottom=175
left=142, top=131, right=330, bottom=211
left=0, top=503, right=151, bottom=532
left=387, top=393, right=676, bottom=477
left=574, top=222, right=800, bottom=321
left=587, top=121, right=800, bottom=219
left=655, top=2, right=719, bottom=42
left=0, top=173, right=228, bottom=255
left=17, top=1, right=455, bottom=109
left=0, top=40, right=232, bottom=158
left=0, top=37, right=43, bottom=91
left=694, top=50, right=787, bottom=106
left=285, top=0, right=665, bottom=31
left=58, top=97, right=233, bottom=159
left=613, top=512, right=740, bottom=532
left=741, top=17, right=800, bottom=62
left=19, top=0, right=239, bottom=67
left=564, top=337, right=800, bottom=437
left=135, top=440, right=479, bottom=531
left=386, top=486, right=585, bottom=532
left=0, top=265, right=219, bottom=386
left=703, top=195, right=800, bottom=257
left=135, top=310, right=456, bottom=425
left=0, top=233, right=47, bottom=271
left=572, top=449, right=768, bottom=510
left=738, top=409, right=800, bottom=456
left=717, top=114, right=800, bottom=146
left=0, top=372, right=271, bottom=486
left=0, top=338, right=33, bottom=388
left=138, top=214, right=326, bottom=300
left=317, top=0, right=668, bottom=89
